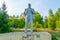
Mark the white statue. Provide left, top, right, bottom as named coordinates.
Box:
left=24, top=3, right=35, bottom=36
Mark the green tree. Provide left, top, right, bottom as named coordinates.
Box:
left=48, top=9, right=56, bottom=30
left=0, top=2, right=11, bottom=33
left=19, top=13, right=25, bottom=28
left=34, top=12, right=43, bottom=24
left=8, top=13, right=25, bottom=28
left=8, top=16, right=20, bottom=28
left=44, top=16, right=48, bottom=28
left=55, top=8, right=60, bottom=28
left=33, top=12, right=43, bottom=28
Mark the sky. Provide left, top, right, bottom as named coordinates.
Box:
left=0, top=0, right=60, bottom=18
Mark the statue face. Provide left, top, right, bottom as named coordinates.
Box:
left=28, top=3, right=31, bottom=8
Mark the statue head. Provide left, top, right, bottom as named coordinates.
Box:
left=28, top=3, right=31, bottom=8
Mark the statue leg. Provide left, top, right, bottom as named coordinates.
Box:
left=23, top=18, right=28, bottom=37
left=25, top=18, right=28, bottom=33
left=30, top=18, right=33, bottom=33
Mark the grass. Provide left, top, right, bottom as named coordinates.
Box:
left=51, top=32, right=60, bottom=37
left=50, top=32, right=60, bottom=40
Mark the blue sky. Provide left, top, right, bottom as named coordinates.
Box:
left=0, top=0, right=60, bottom=18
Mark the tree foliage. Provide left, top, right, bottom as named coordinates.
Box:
left=48, top=9, right=56, bottom=30
left=0, top=2, right=11, bottom=33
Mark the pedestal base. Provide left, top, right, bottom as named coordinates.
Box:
left=21, top=32, right=51, bottom=40
left=0, top=32, right=51, bottom=40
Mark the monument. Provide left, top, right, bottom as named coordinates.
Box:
left=22, top=3, right=51, bottom=40
left=24, top=3, right=35, bottom=37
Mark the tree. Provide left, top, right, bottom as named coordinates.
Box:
left=33, top=12, right=43, bottom=28
left=8, top=13, right=25, bottom=28
left=44, top=16, right=48, bottom=28
left=55, top=8, right=60, bottom=28
left=48, top=9, right=56, bottom=30
left=0, top=2, right=11, bottom=33
left=8, top=16, right=19, bottom=28
left=34, top=12, right=43, bottom=24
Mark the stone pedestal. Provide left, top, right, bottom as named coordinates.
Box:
left=21, top=32, right=51, bottom=40
left=0, top=32, right=51, bottom=40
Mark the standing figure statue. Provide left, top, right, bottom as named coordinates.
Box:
left=24, top=3, right=35, bottom=36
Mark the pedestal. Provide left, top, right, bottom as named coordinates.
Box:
left=22, top=32, right=51, bottom=40
left=0, top=32, right=51, bottom=40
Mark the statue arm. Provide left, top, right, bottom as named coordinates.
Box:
left=32, top=9, right=35, bottom=14
left=24, top=9, right=27, bottom=16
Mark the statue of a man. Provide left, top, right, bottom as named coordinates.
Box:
left=24, top=3, right=35, bottom=35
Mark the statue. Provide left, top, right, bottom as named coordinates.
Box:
left=24, top=3, right=35, bottom=37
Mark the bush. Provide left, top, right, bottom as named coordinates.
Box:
left=52, top=35, right=58, bottom=40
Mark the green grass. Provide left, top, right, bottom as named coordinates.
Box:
left=51, top=32, right=60, bottom=37
left=50, top=32, right=60, bottom=40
